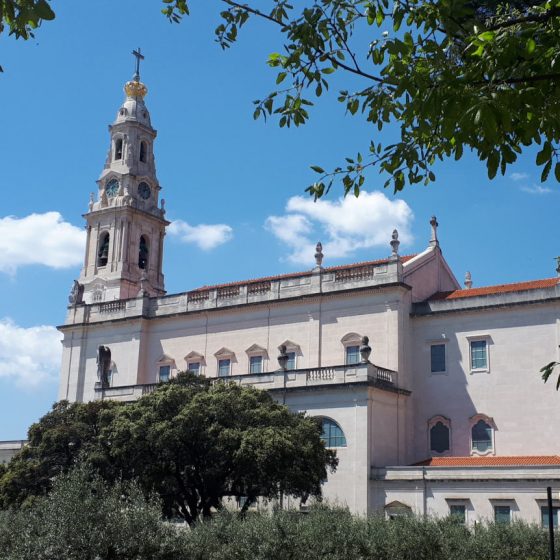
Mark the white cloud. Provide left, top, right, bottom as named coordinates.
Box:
left=265, top=191, right=414, bottom=265
left=168, top=219, right=233, bottom=250
left=510, top=172, right=530, bottom=182
left=0, top=318, right=62, bottom=388
left=520, top=184, right=553, bottom=195
left=0, top=212, right=85, bottom=274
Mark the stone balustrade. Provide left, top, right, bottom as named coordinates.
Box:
left=94, top=362, right=406, bottom=402
left=68, top=259, right=403, bottom=325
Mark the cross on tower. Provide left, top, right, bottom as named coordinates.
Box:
left=132, top=48, right=145, bottom=79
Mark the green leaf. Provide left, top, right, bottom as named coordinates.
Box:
left=310, top=165, right=325, bottom=174
left=276, top=72, right=287, bottom=84
left=555, top=162, right=560, bottom=183
left=526, top=38, right=536, bottom=55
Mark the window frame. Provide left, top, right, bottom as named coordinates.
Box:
left=428, top=415, right=451, bottom=456
left=156, top=354, right=175, bottom=383
left=470, top=414, right=495, bottom=455
left=341, top=332, right=363, bottom=366
left=319, top=417, right=347, bottom=448
left=278, top=341, right=301, bottom=371
left=540, top=505, right=560, bottom=529
left=158, top=364, right=171, bottom=383
left=249, top=355, right=263, bottom=374
left=214, top=347, right=236, bottom=377
left=446, top=499, right=470, bottom=524
left=245, top=344, right=268, bottom=375
left=218, top=358, right=231, bottom=377
left=494, top=505, right=512, bottom=524
left=187, top=361, right=201, bottom=375
left=466, top=335, right=491, bottom=373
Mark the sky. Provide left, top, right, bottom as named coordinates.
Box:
left=0, top=1, right=558, bottom=440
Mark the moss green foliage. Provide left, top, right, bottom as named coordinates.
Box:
left=0, top=374, right=337, bottom=525
left=0, top=472, right=557, bottom=560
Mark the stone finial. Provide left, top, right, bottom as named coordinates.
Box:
left=360, top=336, right=372, bottom=363
left=138, top=269, right=149, bottom=297
left=277, top=345, right=289, bottom=370
left=161, top=198, right=166, bottom=214
left=314, top=242, right=324, bottom=268
left=429, top=215, right=439, bottom=247
left=390, top=229, right=400, bottom=258
left=555, top=257, right=560, bottom=277
left=464, top=271, right=473, bottom=289
left=88, top=193, right=94, bottom=212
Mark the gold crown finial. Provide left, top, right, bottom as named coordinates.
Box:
left=124, top=79, right=148, bottom=99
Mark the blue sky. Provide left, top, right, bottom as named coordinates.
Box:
left=0, top=1, right=558, bottom=439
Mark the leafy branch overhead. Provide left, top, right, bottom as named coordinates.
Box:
left=4, top=1, right=560, bottom=195
left=164, top=0, right=560, bottom=197
left=540, top=360, right=560, bottom=390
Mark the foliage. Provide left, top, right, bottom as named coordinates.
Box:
left=163, top=0, right=560, bottom=197
left=100, top=374, right=338, bottom=524
left=0, top=466, right=184, bottom=560
left=540, top=359, right=560, bottom=390
left=0, top=374, right=336, bottom=525
left=0, top=399, right=115, bottom=509
left=0, top=486, right=557, bottom=560
left=0, top=0, right=54, bottom=40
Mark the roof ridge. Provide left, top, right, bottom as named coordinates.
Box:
left=430, top=277, right=558, bottom=301
left=188, top=254, right=417, bottom=293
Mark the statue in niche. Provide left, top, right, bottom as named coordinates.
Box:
left=68, top=280, right=84, bottom=305
left=96, top=345, right=112, bottom=388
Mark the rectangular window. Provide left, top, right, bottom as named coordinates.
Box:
left=541, top=506, right=559, bottom=528
left=249, top=355, right=263, bottom=374
left=430, top=344, right=446, bottom=373
left=494, top=505, right=511, bottom=524
left=187, top=362, right=200, bottom=375
left=470, top=340, right=488, bottom=370
left=449, top=504, right=466, bottom=523
left=158, top=365, right=170, bottom=382
left=345, top=345, right=360, bottom=365
left=286, top=352, right=296, bottom=371
left=218, top=359, right=231, bottom=377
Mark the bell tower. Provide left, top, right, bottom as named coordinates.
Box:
left=79, top=50, right=168, bottom=303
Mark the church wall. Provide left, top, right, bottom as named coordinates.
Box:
left=285, top=386, right=370, bottom=514
left=134, top=288, right=408, bottom=382
left=410, top=301, right=560, bottom=462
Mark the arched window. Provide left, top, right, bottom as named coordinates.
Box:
left=139, top=141, right=147, bottom=162
left=138, top=236, right=149, bottom=269
left=430, top=422, right=450, bottom=453
left=97, top=233, right=110, bottom=267
left=471, top=419, right=493, bottom=453
left=115, top=138, right=123, bottom=160
left=320, top=418, right=347, bottom=447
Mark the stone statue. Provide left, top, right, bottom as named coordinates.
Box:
left=68, top=280, right=84, bottom=305
left=96, top=345, right=111, bottom=388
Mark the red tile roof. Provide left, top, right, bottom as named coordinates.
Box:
left=189, top=255, right=417, bottom=292
left=430, top=278, right=558, bottom=301
left=414, top=456, right=560, bottom=467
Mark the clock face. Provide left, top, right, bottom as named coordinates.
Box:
left=138, top=182, right=151, bottom=200
left=105, top=179, right=119, bottom=198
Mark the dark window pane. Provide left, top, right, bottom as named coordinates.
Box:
left=320, top=418, right=347, bottom=447
left=286, top=352, right=296, bottom=370
left=430, top=422, right=450, bottom=453
left=471, top=420, right=492, bottom=452
left=346, top=345, right=360, bottom=365
left=250, top=355, right=263, bottom=374
left=494, top=506, right=511, bottom=524
left=471, top=340, right=487, bottom=369
left=541, top=507, right=559, bottom=528
left=449, top=505, right=466, bottom=523
left=430, top=344, right=446, bottom=373
left=187, top=362, right=200, bottom=375
left=159, top=365, right=170, bottom=382
left=218, top=359, right=231, bottom=377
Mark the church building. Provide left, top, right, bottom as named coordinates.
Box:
left=58, top=64, right=560, bottom=527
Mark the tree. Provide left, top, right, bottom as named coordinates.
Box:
left=0, top=374, right=337, bottom=525
left=0, top=400, right=115, bottom=508
left=5, top=1, right=560, bottom=194
left=161, top=0, right=560, bottom=197
left=101, top=374, right=338, bottom=524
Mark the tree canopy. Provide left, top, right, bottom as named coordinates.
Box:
left=0, top=374, right=337, bottom=524
left=4, top=0, right=560, bottom=195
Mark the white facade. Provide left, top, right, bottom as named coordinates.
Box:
left=58, top=72, right=560, bottom=526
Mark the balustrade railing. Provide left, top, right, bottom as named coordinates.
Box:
left=99, top=301, right=126, bottom=313
left=217, top=285, right=240, bottom=299
left=334, top=265, right=374, bottom=282
left=247, top=281, right=271, bottom=295
left=188, top=290, right=210, bottom=302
